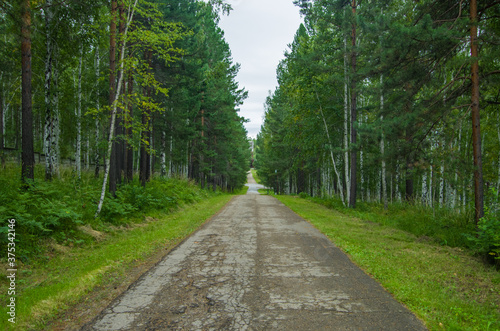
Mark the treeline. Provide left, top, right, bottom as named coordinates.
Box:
left=256, top=0, right=500, bottom=223
left=0, top=0, right=250, bottom=208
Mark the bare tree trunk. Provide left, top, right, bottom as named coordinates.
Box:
left=53, top=52, right=60, bottom=177
left=439, top=159, right=445, bottom=207
left=429, top=164, right=433, bottom=208
left=343, top=35, right=350, bottom=202
left=108, top=0, right=118, bottom=196
left=43, top=0, right=55, bottom=180
left=160, top=110, right=167, bottom=177
left=470, top=0, right=484, bottom=224
left=125, top=69, right=134, bottom=182
left=76, top=45, right=83, bottom=179
left=422, top=171, right=428, bottom=206
left=140, top=50, right=152, bottom=187
left=95, top=47, right=101, bottom=178
left=96, top=0, right=138, bottom=218
left=317, top=92, right=345, bottom=206
left=380, top=75, right=387, bottom=210
left=0, top=72, right=4, bottom=167
left=497, top=124, right=500, bottom=196
left=21, top=0, right=34, bottom=186
left=348, top=0, right=357, bottom=208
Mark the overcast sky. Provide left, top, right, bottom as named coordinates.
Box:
left=218, top=0, right=303, bottom=139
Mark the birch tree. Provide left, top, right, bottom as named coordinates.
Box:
left=96, top=0, right=138, bottom=218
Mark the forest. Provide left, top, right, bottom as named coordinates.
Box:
left=255, top=0, right=500, bottom=260
left=0, top=0, right=250, bottom=253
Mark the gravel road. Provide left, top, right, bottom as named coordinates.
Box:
left=82, top=173, right=426, bottom=330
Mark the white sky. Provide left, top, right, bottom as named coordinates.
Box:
left=218, top=0, right=303, bottom=139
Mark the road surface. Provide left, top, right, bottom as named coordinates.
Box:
left=82, top=172, right=426, bottom=330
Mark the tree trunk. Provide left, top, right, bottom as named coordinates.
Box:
left=160, top=111, right=167, bottom=177
left=125, top=69, right=134, bottom=182
left=405, top=148, right=414, bottom=202
left=95, top=47, right=101, bottom=178
left=96, top=0, right=138, bottom=218
left=429, top=164, right=433, bottom=208
left=108, top=0, right=118, bottom=196
left=140, top=50, right=152, bottom=187
left=380, top=75, right=387, bottom=210
left=344, top=36, right=350, bottom=202
left=439, top=160, right=445, bottom=207
left=318, top=93, right=345, bottom=205
left=0, top=73, right=4, bottom=167
left=52, top=50, right=60, bottom=177
left=21, top=0, right=34, bottom=186
left=76, top=45, right=83, bottom=179
left=497, top=125, right=500, bottom=197
left=422, top=171, right=428, bottom=206
left=348, top=0, right=357, bottom=208
left=0, top=72, right=6, bottom=168
left=43, top=0, right=55, bottom=180
left=470, top=0, right=484, bottom=224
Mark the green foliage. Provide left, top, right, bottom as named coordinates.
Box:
left=257, top=0, right=500, bottom=253
left=467, top=189, right=500, bottom=262
left=0, top=164, right=216, bottom=258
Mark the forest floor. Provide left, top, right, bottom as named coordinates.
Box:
left=80, top=172, right=425, bottom=330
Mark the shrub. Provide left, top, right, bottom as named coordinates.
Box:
left=466, top=190, right=500, bottom=263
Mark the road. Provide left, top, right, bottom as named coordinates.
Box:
left=82, top=172, right=426, bottom=330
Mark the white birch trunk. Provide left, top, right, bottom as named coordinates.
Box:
left=453, top=126, right=462, bottom=209
left=360, top=114, right=364, bottom=201
left=43, top=1, right=55, bottom=180
left=429, top=165, right=433, bottom=208
left=53, top=55, right=60, bottom=177
left=497, top=125, right=500, bottom=195
left=439, top=161, right=445, bottom=207
left=96, top=0, right=139, bottom=218
left=161, top=127, right=167, bottom=177
left=396, top=162, right=402, bottom=202
left=344, top=36, right=350, bottom=201
left=76, top=45, right=83, bottom=179
left=95, top=47, right=100, bottom=176
left=422, top=171, right=428, bottom=205
left=317, top=93, right=345, bottom=206
left=86, top=135, right=90, bottom=170
left=380, top=74, right=387, bottom=209
left=1, top=77, right=4, bottom=148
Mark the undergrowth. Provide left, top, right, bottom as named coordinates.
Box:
left=306, top=195, right=475, bottom=247
left=296, top=192, right=499, bottom=266
left=0, top=163, right=217, bottom=260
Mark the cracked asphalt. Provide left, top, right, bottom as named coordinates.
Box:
left=82, top=173, right=427, bottom=330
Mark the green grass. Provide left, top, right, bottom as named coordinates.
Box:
left=309, top=195, right=476, bottom=249
left=250, top=168, right=261, bottom=184
left=0, top=193, right=234, bottom=330
left=274, top=195, right=500, bottom=331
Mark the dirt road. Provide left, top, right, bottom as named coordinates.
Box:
left=82, top=173, right=426, bottom=330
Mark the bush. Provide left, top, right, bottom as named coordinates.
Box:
left=466, top=190, right=500, bottom=263
left=0, top=164, right=218, bottom=259
left=298, top=192, right=310, bottom=199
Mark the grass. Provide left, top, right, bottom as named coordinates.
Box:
left=0, top=193, right=234, bottom=330
left=309, top=195, right=476, bottom=249
left=273, top=194, right=500, bottom=331
left=250, top=168, right=261, bottom=184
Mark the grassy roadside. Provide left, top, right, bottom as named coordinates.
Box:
left=0, top=193, right=235, bottom=331
left=274, top=195, right=500, bottom=331
left=250, top=168, right=261, bottom=184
